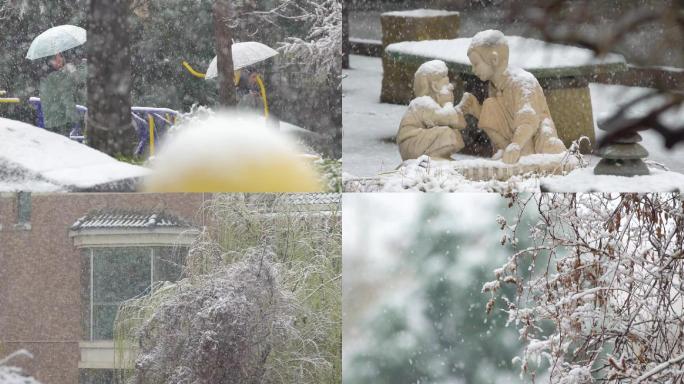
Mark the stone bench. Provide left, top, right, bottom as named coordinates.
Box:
left=381, top=37, right=628, bottom=153
left=380, top=9, right=460, bottom=50
left=380, top=9, right=460, bottom=102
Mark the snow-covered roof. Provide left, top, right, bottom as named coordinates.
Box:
left=386, top=36, right=627, bottom=78
left=71, top=211, right=193, bottom=231
left=0, top=118, right=149, bottom=192
left=278, top=193, right=340, bottom=207
left=246, top=193, right=341, bottom=213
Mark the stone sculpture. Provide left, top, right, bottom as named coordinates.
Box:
left=466, top=30, right=567, bottom=164
left=396, top=60, right=480, bottom=161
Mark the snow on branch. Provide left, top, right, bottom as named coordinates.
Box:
left=484, top=193, right=684, bottom=383
left=253, top=0, right=342, bottom=80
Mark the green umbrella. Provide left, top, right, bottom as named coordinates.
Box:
left=26, top=25, right=86, bottom=60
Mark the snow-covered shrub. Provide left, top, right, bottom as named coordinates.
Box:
left=115, top=193, right=341, bottom=383
left=0, top=350, right=41, bottom=384
left=203, top=193, right=341, bottom=383
left=484, top=193, right=684, bottom=383
left=118, top=247, right=294, bottom=384
left=314, top=158, right=342, bottom=192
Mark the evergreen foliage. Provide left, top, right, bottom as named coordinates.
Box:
left=346, top=197, right=527, bottom=383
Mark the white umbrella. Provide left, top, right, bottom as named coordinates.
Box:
left=26, top=25, right=86, bottom=60
left=205, top=42, right=279, bottom=80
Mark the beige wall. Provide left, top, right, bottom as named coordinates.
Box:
left=0, top=193, right=208, bottom=384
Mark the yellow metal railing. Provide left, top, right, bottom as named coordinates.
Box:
left=255, top=74, right=269, bottom=119
left=182, top=61, right=206, bottom=79
left=1, top=90, right=21, bottom=103
left=148, top=113, right=156, bottom=156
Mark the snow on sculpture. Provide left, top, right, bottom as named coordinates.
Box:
left=396, top=60, right=480, bottom=160
left=466, top=30, right=566, bottom=164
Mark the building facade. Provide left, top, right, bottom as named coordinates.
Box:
left=0, top=192, right=208, bottom=384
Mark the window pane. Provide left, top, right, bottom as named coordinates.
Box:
left=153, top=246, right=187, bottom=283
left=92, top=247, right=150, bottom=340
left=92, top=304, right=120, bottom=340
left=80, top=249, right=91, bottom=340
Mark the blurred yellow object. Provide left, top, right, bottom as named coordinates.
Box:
left=143, top=112, right=322, bottom=192
left=145, top=157, right=321, bottom=192
left=0, top=98, right=20, bottom=103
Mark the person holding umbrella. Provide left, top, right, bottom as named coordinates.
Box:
left=203, top=42, right=278, bottom=118
left=27, top=25, right=87, bottom=137
left=235, top=66, right=265, bottom=112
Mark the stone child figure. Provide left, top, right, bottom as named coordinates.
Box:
left=396, top=60, right=480, bottom=161
left=466, top=30, right=566, bottom=164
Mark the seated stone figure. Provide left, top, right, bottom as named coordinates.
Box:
left=396, top=60, right=479, bottom=161
left=466, top=30, right=566, bottom=164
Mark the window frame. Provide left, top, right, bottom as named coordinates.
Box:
left=70, top=226, right=198, bottom=369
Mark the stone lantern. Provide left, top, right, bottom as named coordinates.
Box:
left=594, top=118, right=650, bottom=176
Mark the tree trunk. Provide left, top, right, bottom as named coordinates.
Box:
left=213, top=0, right=237, bottom=106
left=342, top=0, right=350, bottom=69
left=87, top=0, right=135, bottom=156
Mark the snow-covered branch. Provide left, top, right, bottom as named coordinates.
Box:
left=251, top=0, right=342, bottom=80
left=485, top=193, right=684, bottom=383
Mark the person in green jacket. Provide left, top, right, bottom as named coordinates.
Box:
left=39, top=52, right=86, bottom=136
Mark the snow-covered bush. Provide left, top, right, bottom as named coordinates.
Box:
left=314, top=158, right=342, bottom=192
left=202, top=193, right=341, bottom=383
left=117, top=247, right=294, bottom=384
left=484, top=193, right=684, bottom=383
left=115, top=193, right=341, bottom=383
left=0, top=350, right=41, bottom=384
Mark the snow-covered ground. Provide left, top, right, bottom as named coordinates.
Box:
left=342, top=55, right=684, bottom=191
left=0, top=118, right=149, bottom=192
